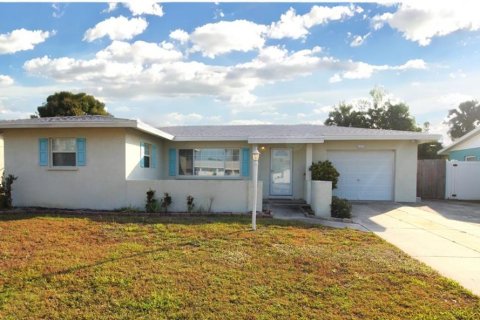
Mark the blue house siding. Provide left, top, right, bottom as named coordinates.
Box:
left=449, top=147, right=480, bottom=161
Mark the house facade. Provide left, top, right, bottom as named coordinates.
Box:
left=0, top=116, right=440, bottom=212
left=439, top=127, right=480, bottom=161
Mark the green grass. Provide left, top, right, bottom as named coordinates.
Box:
left=0, top=213, right=478, bottom=319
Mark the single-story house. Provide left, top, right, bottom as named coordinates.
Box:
left=438, top=127, right=480, bottom=161
left=0, top=116, right=440, bottom=212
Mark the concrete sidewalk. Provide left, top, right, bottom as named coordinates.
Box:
left=271, top=204, right=368, bottom=232
left=352, top=201, right=480, bottom=296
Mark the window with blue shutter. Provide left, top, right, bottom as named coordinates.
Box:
left=151, top=144, right=157, bottom=168
left=168, top=148, right=176, bottom=176
left=76, top=138, right=86, bottom=166
left=242, top=148, right=250, bottom=177
left=140, top=142, right=145, bottom=168
left=39, top=138, right=48, bottom=166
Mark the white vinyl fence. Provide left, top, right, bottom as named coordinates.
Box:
left=445, top=160, right=480, bottom=200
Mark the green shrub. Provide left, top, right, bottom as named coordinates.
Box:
left=186, top=195, right=195, bottom=213
left=309, top=160, right=340, bottom=189
left=161, top=193, right=172, bottom=213
left=0, top=173, right=18, bottom=209
left=145, top=189, right=159, bottom=213
left=331, top=196, right=352, bottom=219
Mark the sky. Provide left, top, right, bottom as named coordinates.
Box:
left=1, top=1, right=480, bottom=142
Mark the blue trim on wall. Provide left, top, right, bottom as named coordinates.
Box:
left=76, top=138, right=86, bottom=166
left=39, top=138, right=48, bottom=166
left=449, top=147, right=480, bottom=161
left=241, top=148, right=250, bottom=177
left=168, top=148, right=176, bottom=176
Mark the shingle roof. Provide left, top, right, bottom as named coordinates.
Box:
left=0, top=115, right=174, bottom=140
left=159, top=124, right=440, bottom=142
left=0, top=116, right=440, bottom=143
left=0, top=115, right=129, bottom=124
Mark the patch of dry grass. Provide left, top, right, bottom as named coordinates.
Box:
left=0, top=213, right=478, bottom=319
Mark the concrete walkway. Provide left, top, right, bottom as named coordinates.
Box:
left=271, top=204, right=368, bottom=232
left=352, top=201, right=480, bottom=296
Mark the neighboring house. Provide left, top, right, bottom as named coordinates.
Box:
left=0, top=116, right=440, bottom=212
left=438, top=127, right=480, bottom=161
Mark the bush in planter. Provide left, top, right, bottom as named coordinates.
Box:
left=331, top=196, right=352, bottom=219
left=309, top=160, right=339, bottom=189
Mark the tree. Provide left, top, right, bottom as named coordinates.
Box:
left=33, top=91, right=110, bottom=118
left=418, top=122, right=444, bottom=159
left=324, top=103, right=369, bottom=128
left=325, top=88, right=420, bottom=132
left=447, top=100, right=480, bottom=139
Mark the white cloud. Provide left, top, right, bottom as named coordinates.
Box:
left=372, top=3, right=480, bottom=46
left=125, top=1, right=163, bottom=17
left=169, top=29, right=189, bottom=44
left=330, top=59, right=427, bottom=82
left=350, top=32, right=371, bottom=47
left=190, top=20, right=267, bottom=58
left=103, top=3, right=118, bottom=13
left=0, top=75, right=14, bottom=86
left=96, top=40, right=183, bottom=64
left=268, top=5, right=361, bottom=40
left=0, top=28, right=52, bottom=54
left=83, top=16, right=148, bottom=42
left=164, top=112, right=203, bottom=125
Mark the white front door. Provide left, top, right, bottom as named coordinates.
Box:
left=270, top=148, right=293, bottom=196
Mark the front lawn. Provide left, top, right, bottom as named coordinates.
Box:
left=0, top=214, right=478, bottom=319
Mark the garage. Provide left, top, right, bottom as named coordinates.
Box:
left=327, top=150, right=394, bottom=201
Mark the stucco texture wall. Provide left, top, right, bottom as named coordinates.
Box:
left=125, top=128, right=163, bottom=180
left=313, top=140, right=418, bottom=202
left=4, top=128, right=127, bottom=210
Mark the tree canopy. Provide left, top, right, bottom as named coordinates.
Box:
left=447, top=100, right=480, bottom=139
left=324, top=88, right=420, bottom=132
left=34, top=91, right=110, bottom=118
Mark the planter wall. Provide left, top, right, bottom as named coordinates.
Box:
left=311, top=180, right=332, bottom=218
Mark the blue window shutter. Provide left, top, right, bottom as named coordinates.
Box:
left=140, top=142, right=145, bottom=168
left=76, top=138, right=86, bottom=166
left=152, top=144, right=157, bottom=168
left=242, top=148, right=250, bottom=177
left=168, top=148, right=176, bottom=176
left=39, top=138, right=48, bottom=166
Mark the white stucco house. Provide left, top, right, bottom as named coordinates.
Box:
left=0, top=116, right=440, bottom=212
left=438, top=126, right=480, bottom=161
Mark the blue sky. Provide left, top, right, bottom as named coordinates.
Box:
left=1, top=1, right=480, bottom=141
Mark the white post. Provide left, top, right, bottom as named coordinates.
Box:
left=251, top=145, right=260, bottom=231
left=305, top=143, right=313, bottom=204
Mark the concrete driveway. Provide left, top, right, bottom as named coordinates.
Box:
left=352, top=200, right=480, bottom=296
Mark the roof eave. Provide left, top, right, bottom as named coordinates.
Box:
left=438, top=127, right=480, bottom=155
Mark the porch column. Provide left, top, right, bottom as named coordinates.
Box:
left=305, top=143, right=313, bottom=204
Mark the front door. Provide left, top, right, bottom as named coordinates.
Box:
left=270, top=148, right=293, bottom=196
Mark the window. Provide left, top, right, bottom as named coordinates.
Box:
left=465, top=155, right=477, bottom=161
left=178, top=148, right=240, bottom=177
left=51, top=138, right=76, bottom=167
left=143, top=143, right=151, bottom=168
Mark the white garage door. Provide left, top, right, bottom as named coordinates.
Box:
left=327, top=151, right=394, bottom=201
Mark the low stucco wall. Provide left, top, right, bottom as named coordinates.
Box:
left=125, top=180, right=262, bottom=213
left=311, top=180, right=332, bottom=218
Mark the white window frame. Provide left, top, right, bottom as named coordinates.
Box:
left=50, top=137, right=77, bottom=167
left=465, top=155, right=477, bottom=161
left=178, top=148, right=241, bottom=179
left=143, top=143, right=152, bottom=168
